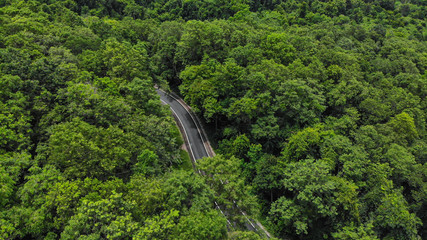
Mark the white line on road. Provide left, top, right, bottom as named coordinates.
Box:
left=161, top=99, right=197, bottom=163
left=215, top=201, right=233, bottom=226
left=160, top=90, right=272, bottom=238
left=161, top=98, right=233, bottom=229
left=159, top=90, right=211, bottom=158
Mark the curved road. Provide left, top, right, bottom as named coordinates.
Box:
left=157, top=89, right=272, bottom=239
left=157, top=89, right=209, bottom=161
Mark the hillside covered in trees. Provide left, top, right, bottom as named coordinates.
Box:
left=1, top=0, right=426, bottom=239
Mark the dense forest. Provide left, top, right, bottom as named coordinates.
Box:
left=1, top=0, right=426, bottom=239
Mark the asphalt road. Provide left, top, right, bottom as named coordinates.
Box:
left=156, top=89, right=209, bottom=161
left=157, top=89, right=271, bottom=238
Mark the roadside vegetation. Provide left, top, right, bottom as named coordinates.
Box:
left=0, top=0, right=426, bottom=239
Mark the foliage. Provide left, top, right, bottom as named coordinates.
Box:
left=1, top=0, right=426, bottom=239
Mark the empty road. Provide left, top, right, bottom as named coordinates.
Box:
left=157, top=88, right=272, bottom=238
left=157, top=89, right=209, bottom=161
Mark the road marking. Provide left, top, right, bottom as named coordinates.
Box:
left=215, top=201, right=233, bottom=226
left=160, top=94, right=236, bottom=229
left=159, top=90, right=272, bottom=238
left=161, top=99, right=197, bottom=163
left=158, top=90, right=210, bottom=158
left=232, top=200, right=257, bottom=230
